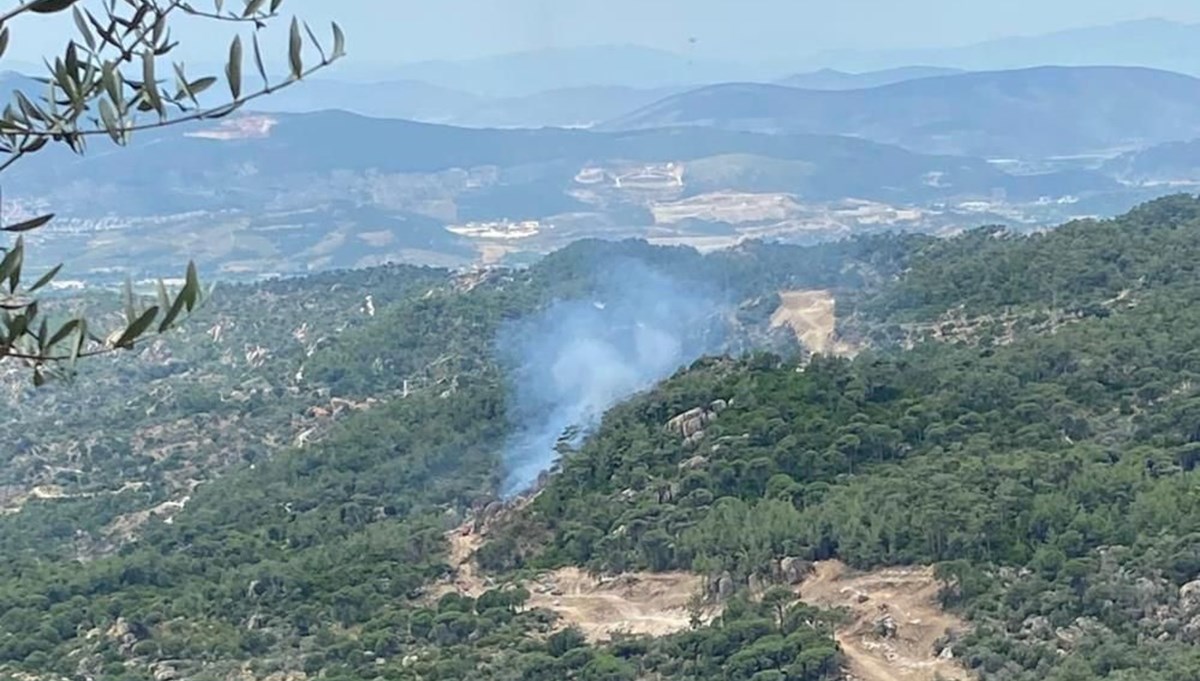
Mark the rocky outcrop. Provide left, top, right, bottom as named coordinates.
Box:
left=666, top=399, right=730, bottom=446
left=779, top=557, right=812, bottom=585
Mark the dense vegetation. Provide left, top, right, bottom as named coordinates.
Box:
left=5, top=196, right=1200, bottom=680
left=0, top=237, right=894, bottom=680
left=495, top=194, right=1200, bottom=680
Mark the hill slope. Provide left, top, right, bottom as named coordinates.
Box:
left=776, top=66, right=965, bottom=90
left=806, top=18, right=1200, bottom=75
left=604, top=66, right=1200, bottom=158
left=5, top=197, right=1200, bottom=680
left=6, top=109, right=1120, bottom=278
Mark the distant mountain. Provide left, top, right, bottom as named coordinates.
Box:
left=1102, top=139, right=1200, bottom=183
left=254, top=79, right=482, bottom=124
left=10, top=110, right=1102, bottom=210
left=776, top=66, right=964, bottom=90
left=604, top=66, right=1200, bottom=158
left=260, top=80, right=680, bottom=129
left=805, top=19, right=1200, bottom=75
left=379, top=45, right=772, bottom=97
left=461, top=85, right=684, bottom=128
left=3, top=110, right=1122, bottom=277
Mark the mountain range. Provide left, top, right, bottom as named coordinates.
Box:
left=604, top=66, right=1200, bottom=158
left=804, top=18, right=1200, bottom=75
left=297, top=19, right=1200, bottom=94
left=4, top=109, right=1124, bottom=279
left=774, top=66, right=964, bottom=90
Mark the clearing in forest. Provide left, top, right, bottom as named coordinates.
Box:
left=439, top=522, right=716, bottom=642
left=798, top=561, right=974, bottom=681
left=770, top=289, right=856, bottom=357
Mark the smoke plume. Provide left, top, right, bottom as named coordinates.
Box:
left=497, top=260, right=729, bottom=497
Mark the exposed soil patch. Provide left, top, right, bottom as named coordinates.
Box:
left=770, top=290, right=856, bottom=357
left=798, top=561, right=973, bottom=681
left=440, top=521, right=716, bottom=642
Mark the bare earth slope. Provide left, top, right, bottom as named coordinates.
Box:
left=799, top=561, right=973, bottom=681
left=439, top=522, right=716, bottom=642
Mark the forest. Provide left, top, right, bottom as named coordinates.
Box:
left=3, top=196, right=1200, bottom=680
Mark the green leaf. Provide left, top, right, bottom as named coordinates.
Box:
left=4, top=214, right=54, bottom=233
left=156, top=279, right=171, bottom=311
left=0, top=238, right=21, bottom=288
left=27, top=0, right=81, bottom=14
left=252, top=33, right=268, bottom=86
left=303, top=21, right=326, bottom=63
left=188, top=76, right=217, bottom=95
left=332, top=22, right=346, bottom=59
left=142, top=50, right=165, bottom=117
left=72, top=5, right=95, bottom=51
left=183, top=261, right=200, bottom=310
left=288, top=17, right=303, bottom=79
left=98, top=98, right=122, bottom=144
left=114, top=306, right=159, bottom=348
left=102, top=63, right=124, bottom=115
left=243, top=0, right=268, bottom=17
left=0, top=237, right=24, bottom=294
left=122, top=277, right=135, bottom=324
left=226, top=35, right=243, bottom=99
left=158, top=288, right=188, bottom=333
left=69, top=317, right=86, bottom=364
left=47, top=318, right=80, bottom=348
left=28, top=263, right=63, bottom=292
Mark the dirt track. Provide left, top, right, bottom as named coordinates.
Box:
left=799, top=561, right=973, bottom=681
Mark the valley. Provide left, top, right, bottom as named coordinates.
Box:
left=7, top=9, right=1200, bottom=681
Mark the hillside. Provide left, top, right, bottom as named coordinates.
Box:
left=805, top=18, right=1200, bottom=75
left=3, top=196, right=1200, bottom=681
left=1102, top=139, right=1200, bottom=184
left=776, top=66, right=965, bottom=90
left=6, top=110, right=1120, bottom=279
left=256, top=79, right=681, bottom=129
left=604, top=66, right=1200, bottom=158
left=376, top=45, right=769, bottom=97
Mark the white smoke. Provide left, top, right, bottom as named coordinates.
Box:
left=497, top=259, right=728, bottom=497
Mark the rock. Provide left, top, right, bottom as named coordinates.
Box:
left=263, top=673, right=308, bottom=681
left=779, top=557, right=811, bottom=584
left=1182, top=614, right=1200, bottom=643
left=152, top=664, right=179, bottom=681
left=939, top=646, right=955, bottom=660
left=748, top=574, right=764, bottom=595
left=874, top=615, right=898, bottom=639
left=1179, top=580, right=1200, bottom=612
left=678, top=455, right=709, bottom=471
left=1022, top=615, right=1052, bottom=639
left=710, top=399, right=729, bottom=413
left=483, top=501, right=505, bottom=520
left=717, top=571, right=736, bottom=600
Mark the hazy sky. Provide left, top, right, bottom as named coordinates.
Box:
left=7, top=0, right=1200, bottom=66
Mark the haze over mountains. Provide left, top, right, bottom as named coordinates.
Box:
left=5, top=17, right=1200, bottom=281
left=805, top=18, right=1200, bottom=75
left=604, top=66, right=1200, bottom=158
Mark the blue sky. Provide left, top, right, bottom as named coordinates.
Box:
left=7, top=0, right=1200, bottom=66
